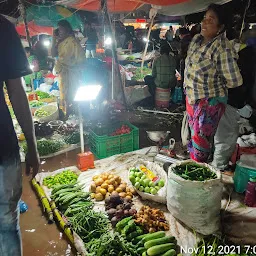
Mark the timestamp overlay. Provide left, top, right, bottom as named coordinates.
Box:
left=180, top=245, right=256, bottom=255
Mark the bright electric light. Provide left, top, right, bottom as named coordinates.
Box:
left=30, top=64, right=34, bottom=71
left=105, top=37, right=112, bottom=45
left=43, top=40, right=51, bottom=47
left=143, top=37, right=149, bottom=42
left=74, top=85, right=102, bottom=102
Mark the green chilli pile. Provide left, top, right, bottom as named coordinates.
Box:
left=173, top=163, right=217, bottom=181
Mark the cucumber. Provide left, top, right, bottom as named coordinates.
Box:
left=137, top=247, right=147, bottom=254
left=147, top=243, right=176, bottom=256
left=116, top=216, right=133, bottom=232
left=133, top=234, right=148, bottom=244
left=144, top=236, right=176, bottom=249
left=162, top=249, right=176, bottom=256
left=142, top=231, right=166, bottom=243
left=142, top=252, right=148, bottom=256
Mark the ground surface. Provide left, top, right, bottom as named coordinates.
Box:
left=21, top=109, right=184, bottom=255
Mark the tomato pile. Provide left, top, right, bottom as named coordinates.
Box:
left=111, top=125, right=131, bottom=136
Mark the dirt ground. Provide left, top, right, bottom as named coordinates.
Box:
left=20, top=109, right=184, bottom=256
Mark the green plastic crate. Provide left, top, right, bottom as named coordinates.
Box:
left=234, top=160, right=256, bottom=193
left=89, top=122, right=139, bottom=159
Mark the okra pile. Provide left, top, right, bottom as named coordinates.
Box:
left=173, top=163, right=217, bottom=181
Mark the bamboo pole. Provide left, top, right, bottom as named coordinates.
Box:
left=31, top=179, right=54, bottom=223
left=141, top=16, right=155, bottom=70
left=18, top=0, right=32, bottom=48
left=50, top=201, right=74, bottom=245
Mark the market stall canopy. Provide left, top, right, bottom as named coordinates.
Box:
left=64, top=0, right=189, bottom=12
left=16, top=21, right=54, bottom=37
left=153, top=0, right=232, bottom=16
left=21, top=5, right=82, bottom=29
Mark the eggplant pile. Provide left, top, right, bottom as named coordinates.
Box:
left=34, top=121, right=53, bottom=137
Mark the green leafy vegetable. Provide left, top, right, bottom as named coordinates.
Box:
left=36, top=91, right=51, bottom=99
left=132, top=67, right=152, bottom=81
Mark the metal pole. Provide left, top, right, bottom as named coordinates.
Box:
left=78, top=106, right=84, bottom=153
left=111, top=55, right=114, bottom=100
left=18, top=0, right=32, bottom=48
left=101, top=0, right=127, bottom=108
left=141, top=16, right=155, bottom=70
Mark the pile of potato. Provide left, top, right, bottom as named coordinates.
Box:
left=90, top=172, right=136, bottom=201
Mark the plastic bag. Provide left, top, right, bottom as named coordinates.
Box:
left=181, top=112, right=190, bottom=146
left=167, top=160, right=223, bottom=235
left=129, top=160, right=167, bottom=204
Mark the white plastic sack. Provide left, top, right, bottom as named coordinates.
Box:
left=129, top=160, right=167, bottom=204
left=167, top=160, right=223, bottom=235
left=125, top=85, right=151, bottom=106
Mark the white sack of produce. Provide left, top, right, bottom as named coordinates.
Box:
left=129, top=160, right=167, bottom=204
left=167, top=160, right=223, bottom=235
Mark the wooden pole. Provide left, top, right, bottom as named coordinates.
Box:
left=141, top=16, right=155, bottom=70
left=101, top=0, right=127, bottom=108
left=19, top=0, right=32, bottom=48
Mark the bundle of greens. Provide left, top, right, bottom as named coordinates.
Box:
left=132, top=67, right=152, bottom=81
left=85, top=232, right=139, bottom=256
left=29, top=100, right=44, bottom=108
left=36, top=91, right=51, bottom=99
left=43, top=170, right=78, bottom=188
left=22, top=139, right=64, bottom=156
left=173, top=163, right=217, bottom=181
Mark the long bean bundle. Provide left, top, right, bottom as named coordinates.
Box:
left=68, top=208, right=110, bottom=243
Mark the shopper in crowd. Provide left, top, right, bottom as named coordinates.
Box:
left=184, top=4, right=243, bottom=162
left=24, top=47, right=42, bottom=88
left=212, top=27, right=256, bottom=170
left=0, top=14, right=39, bottom=255
left=144, top=44, right=176, bottom=99
left=165, top=26, right=174, bottom=42
left=52, top=20, right=85, bottom=116
left=190, top=23, right=201, bottom=38
left=84, top=23, right=98, bottom=58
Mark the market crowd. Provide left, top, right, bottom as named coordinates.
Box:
left=0, top=2, right=256, bottom=255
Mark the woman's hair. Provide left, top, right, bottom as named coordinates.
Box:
left=105, top=49, right=112, bottom=57
left=58, top=20, right=73, bottom=35
left=206, top=4, right=227, bottom=28
left=160, top=44, right=171, bottom=55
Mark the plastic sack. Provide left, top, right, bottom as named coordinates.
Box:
left=181, top=112, right=190, bottom=146
left=167, top=160, right=223, bottom=235
left=129, top=160, right=167, bottom=204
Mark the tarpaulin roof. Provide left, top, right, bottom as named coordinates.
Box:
left=64, top=0, right=189, bottom=12
left=22, top=5, right=82, bottom=29
left=16, top=21, right=53, bottom=37
left=154, top=0, right=232, bottom=16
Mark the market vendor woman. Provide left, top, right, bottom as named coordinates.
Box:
left=184, top=4, right=243, bottom=162
left=52, top=20, right=85, bottom=116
